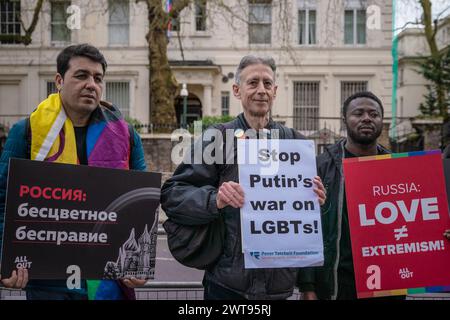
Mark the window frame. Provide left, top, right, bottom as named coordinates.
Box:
left=339, top=80, right=369, bottom=131
left=298, top=8, right=316, bottom=45
left=50, top=0, right=71, bottom=44
left=221, top=91, right=230, bottom=116
left=340, top=80, right=369, bottom=106
left=248, top=0, right=272, bottom=45
left=105, top=81, right=131, bottom=118
left=108, top=0, right=130, bottom=46
left=194, top=0, right=207, bottom=32
left=292, top=80, right=320, bottom=132
left=169, top=16, right=180, bottom=32
left=344, top=8, right=366, bottom=45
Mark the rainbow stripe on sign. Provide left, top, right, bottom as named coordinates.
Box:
left=343, top=150, right=441, bottom=164
left=358, top=285, right=450, bottom=299
left=344, top=149, right=449, bottom=298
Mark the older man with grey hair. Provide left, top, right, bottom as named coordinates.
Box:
left=161, top=55, right=326, bottom=300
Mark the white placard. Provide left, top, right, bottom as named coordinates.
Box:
left=238, top=139, right=324, bottom=269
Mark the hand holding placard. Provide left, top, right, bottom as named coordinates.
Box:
left=217, top=181, right=245, bottom=209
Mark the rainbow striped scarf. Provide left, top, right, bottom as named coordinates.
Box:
left=30, top=93, right=131, bottom=168
left=30, top=93, right=134, bottom=300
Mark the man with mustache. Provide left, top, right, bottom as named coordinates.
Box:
left=0, top=44, right=147, bottom=299
left=298, top=91, right=391, bottom=300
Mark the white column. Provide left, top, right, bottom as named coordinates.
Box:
left=203, top=85, right=212, bottom=116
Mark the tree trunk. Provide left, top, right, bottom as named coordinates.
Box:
left=146, top=0, right=178, bottom=132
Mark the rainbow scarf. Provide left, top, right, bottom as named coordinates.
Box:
left=30, top=93, right=130, bottom=168
left=30, top=93, right=134, bottom=300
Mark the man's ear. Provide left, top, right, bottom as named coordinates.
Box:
left=232, top=83, right=241, bottom=99
left=55, top=74, right=64, bottom=91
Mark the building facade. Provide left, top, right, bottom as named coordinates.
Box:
left=168, top=0, right=393, bottom=144
left=397, top=15, right=450, bottom=119
left=0, top=0, right=393, bottom=146
left=0, top=0, right=150, bottom=128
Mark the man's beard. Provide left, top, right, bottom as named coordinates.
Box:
left=347, top=127, right=382, bottom=145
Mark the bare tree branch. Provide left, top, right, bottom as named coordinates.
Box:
left=394, top=20, right=423, bottom=32
left=176, top=28, right=185, bottom=61
left=435, top=5, right=450, bottom=21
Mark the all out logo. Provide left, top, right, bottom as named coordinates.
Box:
left=399, top=267, right=413, bottom=279
left=15, top=256, right=32, bottom=269
left=366, top=265, right=381, bottom=290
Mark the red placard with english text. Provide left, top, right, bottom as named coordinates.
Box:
left=343, top=151, right=450, bottom=298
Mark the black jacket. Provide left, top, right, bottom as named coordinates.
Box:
left=297, top=139, right=390, bottom=299
left=161, top=113, right=305, bottom=299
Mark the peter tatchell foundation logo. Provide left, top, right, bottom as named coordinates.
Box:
left=250, top=251, right=261, bottom=260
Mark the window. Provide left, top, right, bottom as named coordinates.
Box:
left=0, top=0, right=21, bottom=44
left=248, top=0, right=271, bottom=44
left=221, top=91, right=230, bottom=116
left=109, top=0, right=129, bottom=45
left=340, top=80, right=368, bottom=130
left=167, top=0, right=180, bottom=32
left=340, top=81, right=368, bottom=105
left=106, top=82, right=130, bottom=117
left=170, top=16, right=180, bottom=32
left=341, top=81, right=368, bottom=132
left=194, top=0, right=206, bottom=31
left=344, top=9, right=366, bottom=44
left=51, top=1, right=71, bottom=42
left=298, top=9, right=316, bottom=45
left=293, top=81, right=320, bottom=131
left=47, top=82, right=57, bottom=96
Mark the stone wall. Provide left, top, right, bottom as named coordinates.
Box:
left=141, top=134, right=178, bottom=174
left=140, top=134, right=179, bottom=223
